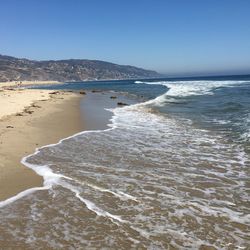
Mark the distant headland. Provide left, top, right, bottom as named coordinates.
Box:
left=0, top=54, right=161, bottom=82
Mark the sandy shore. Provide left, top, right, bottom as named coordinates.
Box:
left=0, top=80, right=61, bottom=89
left=0, top=87, right=83, bottom=201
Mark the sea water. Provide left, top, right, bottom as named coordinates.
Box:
left=0, top=75, right=249, bottom=249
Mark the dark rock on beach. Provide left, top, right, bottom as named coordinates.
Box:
left=6, top=126, right=14, bottom=128
left=49, top=91, right=59, bottom=95
left=91, top=90, right=102, bottom=93
left=117, top=102, right=128, bottom=106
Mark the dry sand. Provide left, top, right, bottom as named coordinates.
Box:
left=0, top=87, right=83, bottom=201
left=0, top=80, right=61, bottom=89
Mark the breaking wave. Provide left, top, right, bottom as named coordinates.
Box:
left=0, top=79, right=249, bottom=249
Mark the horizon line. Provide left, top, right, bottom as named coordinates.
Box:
left=1, top=53, right=249, bottom=78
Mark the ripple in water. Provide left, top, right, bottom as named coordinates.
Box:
left=0, top=100, right=249, bottom=249
left=0, top=79, right=250, bottom=249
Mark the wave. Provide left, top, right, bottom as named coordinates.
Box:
left=0, top=81, right=249, bottom=248
left=0, top=126, right=113, bottom=207
left=2, top=79, right=248, bottom=209
left=136, top=79, right=250, bottom=107
left=241, top=113, right=250, bottom=141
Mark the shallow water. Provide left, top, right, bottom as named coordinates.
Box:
left=0, top=76, right=250, bottom=249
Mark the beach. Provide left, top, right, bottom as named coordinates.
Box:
left=0, top=85, right=83, bottom=201
left=0, top=0, right=249, bottom=247
left=0, top=80, right=61, bottom=89
left=0, top=78, right=249, bottom=249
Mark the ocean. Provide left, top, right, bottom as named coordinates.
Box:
left=0, top=75, right=249, bottom=249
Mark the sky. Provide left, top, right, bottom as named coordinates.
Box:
left=1, top=0, right=250, bottom=76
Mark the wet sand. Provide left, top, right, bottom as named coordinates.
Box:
left=79, top=91, right=138, bottom=130
left=0, top=90, right=83, bottom=201
left=0, top=87, right=136, bottom=202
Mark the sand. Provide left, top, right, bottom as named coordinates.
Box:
left=0, top=80, right=61, bottom=89
left=0, top=87, right=83, bottom=201
left=0, top=89, right=51, bottom=119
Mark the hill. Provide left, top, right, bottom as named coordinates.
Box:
left=0, top=55, right=160, bottom=82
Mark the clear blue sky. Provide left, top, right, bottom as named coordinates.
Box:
left=1, top=0, right=250, bottom=75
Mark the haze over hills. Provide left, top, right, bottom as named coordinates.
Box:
left=0, top=55, right=161, bottom=82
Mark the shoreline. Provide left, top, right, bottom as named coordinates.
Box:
left=0, top=88, right=83, bottom=201
left=0, top=84, right=137, bottom=202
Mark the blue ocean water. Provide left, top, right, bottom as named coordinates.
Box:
left=0, top=75, right=249, bottom=249
left=32, top=75, right=250, bottom=152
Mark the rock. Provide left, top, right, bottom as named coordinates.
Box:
left=117, top=102, right=128, bottom=106
left=91, top=90, right=102, bottom=93
left=6, top=126, right=14, bottom=128
left=110, top=96, right=117, bottom=99
left=79, top=91, right=86, bottom=95
left=49, top=91, right=59, bottom=95
left=31, top=104, right=41, bottom=108
left=24, top=109, right=33, bottom=114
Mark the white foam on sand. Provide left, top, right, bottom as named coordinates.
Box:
left=0, top=186, right=49, bottom=208
left=58, top=179, right=125, bottom=223
left=0, top=103, right=136, bottom=220
left=0, top=125, right=112, bottom=209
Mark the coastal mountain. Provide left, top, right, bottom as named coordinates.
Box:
left=0, top=54, right=160, bottom=82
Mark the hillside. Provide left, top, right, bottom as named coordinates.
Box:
left=0, top=55, right=160, bottom=82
